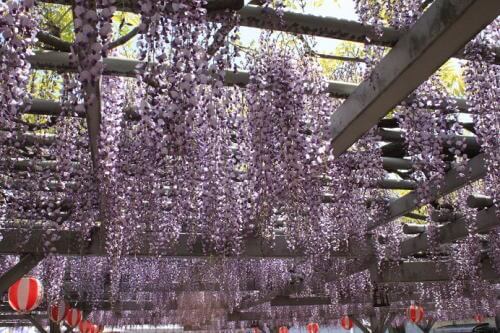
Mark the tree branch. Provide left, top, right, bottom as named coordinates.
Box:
left=107, top=26, right=140, bottom=50
left=36, top=31, right=71, bottom=52
left=207, top=21, right=236, bottom=57
left=305, top=51, right=366, bottom=63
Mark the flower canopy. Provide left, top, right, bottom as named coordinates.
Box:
left=0, top=0, right=499, bottom=331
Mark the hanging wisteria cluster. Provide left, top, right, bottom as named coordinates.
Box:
left=0, top=0, right=499, bottom=329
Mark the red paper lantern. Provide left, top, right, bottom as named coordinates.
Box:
left=307, top=322, right=319, bottom=333
left=92, top=324, right=101, bottom=333
left=79, top=320, right=92, bottom=333
left=8, top=276, right=44, bottom=313
left=474, top=314, right=484, bottom=323
left=341, top=316, right=353, bottom=330
left=407, top=304, right=424, bottom=323
left=278, top=326, right=288, bottom=333
left=49, top=302, right=69, bottom=323
left=65, top=308, right=83, bottom=328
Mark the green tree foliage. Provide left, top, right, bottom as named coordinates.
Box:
left=438, top=59, right=466, bottom=97
left=38, top=3, right=74, bottom=42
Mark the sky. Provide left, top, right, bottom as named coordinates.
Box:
left=239, top=0, right=360, bottom=54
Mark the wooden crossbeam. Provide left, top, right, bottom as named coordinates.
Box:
left=18, top=97, right=469, bottom=124
left=41, top=0, right=244, bottom=11
left=270, top=295, right=330, bottom=306
left=235, top=199, right=494, bottom=311
left=467, top=194, right=494, bottom=209
left=328, top=0, right=500, bottom=155
left=245, top=155, right=489, bottom=306
left=0, top=322, right=35, bottom=327
left=376, top=129, right=481, bottom=157
left=0, top=175, right=417, bottom=192
left=227, top=307, right=409, bottom=322
left=2, top=156, right=413, bottom=173
left=26, top=52, right=468, bottom=111
left=263, top=208, right=498, bottom=306
left=374, top=153, right=487, bottom=230
left=374, top=258, right=499, bottom=283
left=0, top=254, right=44, bottom=295
left=400, top=206, right=499, bottom=257
left=37, top=2, right=500, bottom=64
left=0, top=229, right=352, bottom=258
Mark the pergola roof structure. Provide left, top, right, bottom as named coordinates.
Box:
left=0, top=0, right=499, bottom=332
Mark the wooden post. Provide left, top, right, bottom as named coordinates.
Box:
left=351, top=316, right=370, bottom=333
left=417, top=318, right=436, bottom=333
left=50, top=321, right=61, bottom=333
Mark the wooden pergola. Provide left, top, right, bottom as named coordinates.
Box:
left=0, top=0, right=499, bottom=331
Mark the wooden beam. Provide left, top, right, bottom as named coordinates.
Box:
left=374, top=258, right=499, bottom=283
left=430, top=209, right=463, bottom=223
left=467, top=194, right=494, bottom=209
left=19, top=98, right=467, bottom=130
left=0, top=322, right=34, bottom=327
left=0, top=314, right=45, bottom=321
left=235, top=273, right=305, bottom=311
left=402, top=223, right=426, bottom=234
left=49, top=320, right=61, bottom=333
left=376, top=129, right=481, bottom=156
left=36, top=2, right=500, bottom=64
left=0, top=254, right=44, bottom=295
left=40, top=0, right=244, bottom=11
left=26, top=52, right=468, bottom=112
left=0, top=229, right=353, bottom=259
left=0, top=176, right=416, bottom=193
left=270, top=296, right=331, bottom=307
left=328, top=0, right=500, bottom=155
left=271, top=281, right=500, bottom=307
left=227, top=308, right=407, bottom=323
left=400, top=206, right=499, bottom=257
left=280, top=204, right=498, bottom=310
left=377, top=179, right=416, bottom=190
left=370, top=153, right=487, bottom=230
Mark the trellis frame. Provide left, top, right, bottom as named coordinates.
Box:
left=0, top=0, right=499, bottom=330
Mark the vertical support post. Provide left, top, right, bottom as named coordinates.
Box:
left=50, top=321, right=61, bottom=333
left=382, top=312, right=396, bottom=333
left=390, top=323, right=405, bottom=333
left=495, top=314, right=500, bottom=329
left=370, top=314, right=379, bottom=333
left=351, top=317, right=370, bottom=333
left=417, top=318, right=436, bottom=333
left=71, top=0, right=102, bottom=170
left=71, top=0, right=106, bottom=243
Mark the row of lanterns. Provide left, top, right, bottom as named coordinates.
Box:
left=5, top=277, right=488, bottom=328
left=274, top=305, right=485, bottom=332
left=7, top=277, right=104, bottom=332
left=278, top=317, right=352, bottom=333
